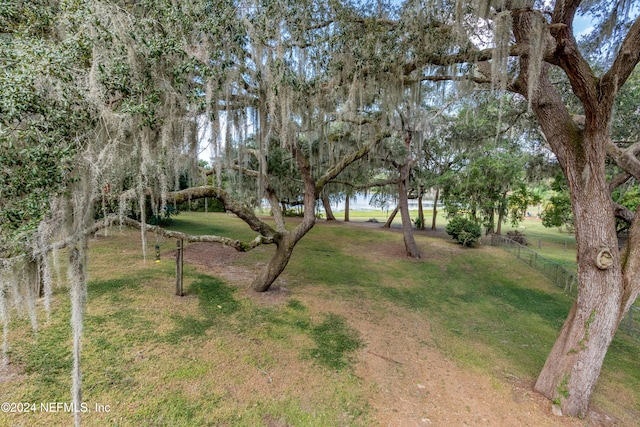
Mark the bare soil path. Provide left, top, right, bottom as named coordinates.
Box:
left=177, top=222, right=619, bottom=427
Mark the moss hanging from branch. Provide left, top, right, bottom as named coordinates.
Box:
left=68, top=243, right=87, bottom=427
left=526, top=11, right=547, bottom=110
left=491, top=10, right=512, bottom=92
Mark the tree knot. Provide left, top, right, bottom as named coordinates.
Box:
left=596, top=248, right=614, bottom=270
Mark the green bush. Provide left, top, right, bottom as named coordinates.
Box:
left=413, top=216, right=423, bottom=229
left=445, top=216, right=481, bottom=247
left=445, top=216, right=467, bottom=239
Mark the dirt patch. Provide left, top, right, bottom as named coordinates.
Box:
left=171, top=242, right=245, bottom=268
left=0, top=362, right=25, bottom=385
left=300, top=292, right=591, bottom=427
left=166, top=242, right=258, bottom=287
left=179, top=238, right=615, bottom=426
left=169, top=241, right=293, bottom=306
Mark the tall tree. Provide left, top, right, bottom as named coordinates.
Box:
left=394, top=0, right=640, bottom=416
left=3, top=0, right=639, bottom=420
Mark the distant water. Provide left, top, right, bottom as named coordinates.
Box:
left=321, top=193, right=442, bottom=212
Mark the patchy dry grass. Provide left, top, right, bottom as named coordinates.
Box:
left=1, top=227, right=369, bottom=426
left=0, top=212, right=638, bottom=426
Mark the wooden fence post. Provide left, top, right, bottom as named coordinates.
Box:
left=176, top=239, right=184, bottom=296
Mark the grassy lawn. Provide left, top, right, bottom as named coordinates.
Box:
left=1, top=211, right=638, bottom=425
left=501, top=219, right=578, bottom=273
left=342, top=209, right=578, bottom=272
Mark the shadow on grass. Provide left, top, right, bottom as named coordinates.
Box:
left=162, top=274, right=239, bottom=343
left=164, top=218, right=228, bottom=236
left=375, top=278, right=570, bottom=327
left=484, top=283, right=570, bottom=327
left=88, top=277, right=141, bottom=299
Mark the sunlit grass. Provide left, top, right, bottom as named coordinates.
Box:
left=502, top=218, right=577, bottom=272
left=1, top=211, right=638, bottom=425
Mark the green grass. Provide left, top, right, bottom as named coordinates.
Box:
left=166, top=211, right=268, bottom=241
left=3, top=255, right=369, bottom=425
left=2, top=212, right=639, bottom=426
left=161, top=274, right=240, bottom=344
left=339, top=210, right=578, bottom=272
left=364, top=250, right=572, bottom=375
left=307, top=313, right=363, bottom=370
left=7, top=288, right=73, bottom=403
left=502, top=218, right=578, bottom=272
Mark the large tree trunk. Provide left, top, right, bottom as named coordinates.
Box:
left=251, top=197, right=316, bottom=292
left=398, top=170, right=421, bottom=258
left=250, top=233, right=296, bottom=292
left=321, top=194, right=336, bottom=221
left=519, top=45, right=633, bottom=416
left=508, top=8, right=640, bottom=416
left=533, top=133, right=625, bottom=417
left=533, top=116, right=624, bottom=418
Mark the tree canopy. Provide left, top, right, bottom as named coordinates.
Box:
left=2, top=0, right=640, bottom=423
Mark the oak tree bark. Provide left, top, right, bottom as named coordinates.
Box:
left=344, top=195, right=350, bottom=222
left=417, top=191, right=425, bottom=230
left=508, top=6, right=640, bottom=416
left=398, top=166, right=421, bottom=258
left=321, top=194, right=337, bottom=221
left=395, top=128, right=421, bottom=258
left=384, top=205, right=399, bottom=228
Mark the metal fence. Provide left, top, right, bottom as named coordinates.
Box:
left=486, top=234, right=640, bottom=340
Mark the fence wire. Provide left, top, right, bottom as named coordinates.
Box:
left=487, top=234, right=640, bottom=340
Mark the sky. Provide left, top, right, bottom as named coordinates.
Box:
left=573, top=13, right=594, bottom=38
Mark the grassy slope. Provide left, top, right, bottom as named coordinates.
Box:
left=1, top=212, right=638, bottom=426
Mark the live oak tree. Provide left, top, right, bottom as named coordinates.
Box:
left=2, top=3, right=397, bottom=423
left=508, top=2, right=640, bottom=416
left=2, top=0, right=640, bottom=423
left=392, top=0, right=640, bottom=417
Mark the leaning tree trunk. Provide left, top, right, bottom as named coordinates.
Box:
left=321, top=194, right=336, bottom=221
left=251, top=199, right=316, bottom=292
left=252, top=141, right=320, bottom=292
left=250, top=233, right=297, bottom=292
left=384, top=205, right=399, bottom=228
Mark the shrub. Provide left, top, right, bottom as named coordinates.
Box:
left=446, top=216, right=481, bottom=247
left=413, top=216, right=423, bottom=229
left=445, top=216, right=467, bottom=239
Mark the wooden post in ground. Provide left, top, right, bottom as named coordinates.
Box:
left=176, top=239, right=184, bottom=296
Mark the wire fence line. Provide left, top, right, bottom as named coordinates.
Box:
left=486, top=234, right=640, bottom=340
